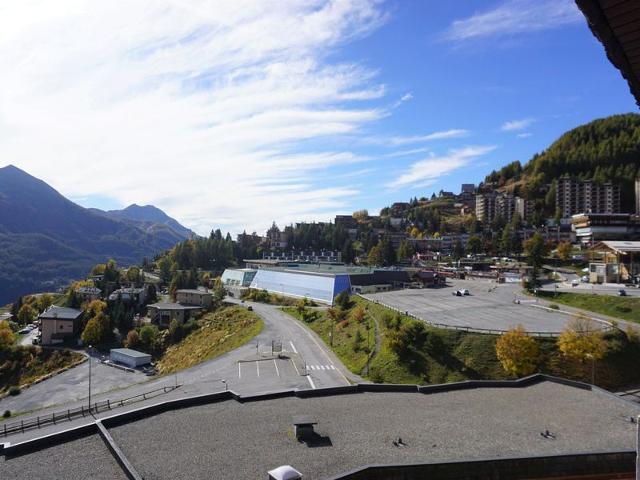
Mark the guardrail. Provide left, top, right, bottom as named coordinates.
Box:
left=1, top=385, right=180, bottom=437
left=356, top=294, right=563, bottom=338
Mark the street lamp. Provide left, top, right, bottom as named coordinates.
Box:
left=586, top=353, right=596, bottom=385
left=88, top=345, right=92, bottom=412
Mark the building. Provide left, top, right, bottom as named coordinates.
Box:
left=588, top=240, right=640, bottom=284
left=108, top=287, right=147, bottom=306
left=515, top=196, right=534, bottom=222
left=556, top=177, right=621, bottom=218
left=475, top=193, right=498, bottom=223
left=175, top=289, right=212, bottom=308
left=76, top=286, right=101, bottom=303
left=266, top=222, right=288, bottom=250
left=461, top=183, right=475, bottom=194
left=146, top=303, right=202, bottom=327
left=349, top=269, right=411, bottom=294
left=109, top=348, right=151, bottom=368
left=250, top=269, right=351, bottom=304
left=571, top=213, right=640, bottom=246
left=38, top=306, right=82, bottom=345
left=261, top=250, right=342, bottom=263
left=221, top=268, right=257, bottom=287
left=334, top=215, right=357, bottom=230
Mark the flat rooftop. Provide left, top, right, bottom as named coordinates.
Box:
left=1, top=434, right=126, bottom=480
left=103, top=381, right=639, bottom=480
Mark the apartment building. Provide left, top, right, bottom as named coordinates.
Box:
left=556, top=177, right=620, bottom=218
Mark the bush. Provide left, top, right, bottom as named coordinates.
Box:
left=548, top=304, right=560, bottom=310
left=2, top=410, right=10, bottom=418
left=8, top=386, right=21, bottom=396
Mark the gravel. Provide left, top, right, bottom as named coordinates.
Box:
left=0, top=434, right=127, bottom=480
left=109, top=380, right=640, bottom=480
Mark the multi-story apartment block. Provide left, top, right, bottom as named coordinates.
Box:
left=556, top=177, right=620, bottom=218
left=477, top=193, right=527, bottom=224
left=476, top=193, right=498, bottom=223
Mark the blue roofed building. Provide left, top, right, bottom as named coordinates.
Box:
left=249, top=268, right=351, bottom=305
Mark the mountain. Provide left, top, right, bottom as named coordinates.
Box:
left=0, top=165, right=189, bottom=305
left=484, top=113, right=640, bottom=212
left=104, top=204, right=194, bottom=239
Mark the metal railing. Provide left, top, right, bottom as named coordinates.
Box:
left=1, top=385, right=180, bottom=437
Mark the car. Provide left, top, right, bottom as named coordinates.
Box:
left=452, top=289, right=470, bottom=296
left=247, top=305, right=253, bottom=311
left=618, top=289, right=627, bottom=296
left=571, top=279, right=579, bottom=287
left=18, top=327, right=31, bottom=334
left=32, top=338, right=40, bottom=345
left=461, top=289, right=470, bottom=295
left=581, top=275, right=589, bottom=283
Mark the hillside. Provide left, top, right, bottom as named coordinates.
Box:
left=104, top=204, right=194, bottom=239
left=0, top=165, right=188, bottom=305
left=484, top=113, right=640, bottom=211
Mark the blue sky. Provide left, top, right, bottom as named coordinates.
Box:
left=0, top=0, right=636, bottom=235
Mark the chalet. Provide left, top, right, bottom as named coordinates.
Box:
left=588, top=241, right=640, bottom=285
left=39, top=306, right=82, bottom=345
left=146, top=303, right=202, bottom=328
left=77, top=286, right=101, bottom=302
left=175, top=289, right=213, bottom=308
left=108, top=287, right=147, bottom=306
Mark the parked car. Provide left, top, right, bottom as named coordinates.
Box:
left=247, top=305, right=253, bottom=311
left=452, top=289, right=470, bottom=296
left=581, top=275, right=589, bottom=283
left=571, top=279, right=579, bottom=287
left=18, top=327, right=31, bottom=334
left=32, top=338, right=40, bottom=345
left=618, top=289, right=627, bottom=296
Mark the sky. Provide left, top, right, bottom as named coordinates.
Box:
left=0, top=0, right=637, bottom=236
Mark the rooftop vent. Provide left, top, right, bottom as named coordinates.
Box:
left=268, top=465, right=302, bottom=480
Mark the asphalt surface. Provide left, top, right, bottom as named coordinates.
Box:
left=363, top=279, right=582, bottom=334
left=108, top=380, right=640, bottom=480
left=0, top=300, right=353, bottom=442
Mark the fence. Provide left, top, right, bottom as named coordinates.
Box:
left=1, top=385, right=180, bottom=437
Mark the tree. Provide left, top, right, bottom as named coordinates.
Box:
left=334, top=291, right=351, bottom=310
left=451, top=240, right=465, bottom=261
left=17, top=304, right=37, bottom=325
left=396, top=240, right=415, bottom=262
left=495, top=325, right=540, bottom=377
left=139, top=325, right=160, bottom=353
left=341, top=239, right=355, bottom=264
left=557, top=314, right=608, bottom=362
left=0, top=321, right=15, bottom=349
left=125, top=329, right=140, bottom=349
left=524, top=232, right=547, bottom=287
left=389, top=320, right=428, bottom=359
left=36, top=294, right=53, bottom=313
left=466, top=235, right=482, bottom=256
left=168, top=319, right=183, bottom=344
left=367, top=244, right=384, bottom=266
left=350, top=305, right=366, bottom=324
left=81, top=312, right=111, bottom=346
left=557, top=241, right=572, bottom=261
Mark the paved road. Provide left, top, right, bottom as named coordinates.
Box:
left=0, top=300, right=353, bottom=424
left=18, top=329, right=38, bottom=347
left=540, top=281, right=640, bottom=297
left=363, top=279, right=609, bottom=334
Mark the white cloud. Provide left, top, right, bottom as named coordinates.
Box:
left=0, top=0, right=390, bottom=235
left=517, top=132, right=532, bottom=138
left=442, top=0, right=581, bottom=43
left=386, top=146, right=496, bottom=189
left=501, top=118, right=535, bottom=131
left=388, top=129, right=470, bottom=146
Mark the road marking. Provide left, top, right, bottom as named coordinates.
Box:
left=330, top=365, right=335, bottom=370
left=273, top=359, right=280, bottom=377
left=256, top=361, right=260, bottom=377
left=306, top=374, right=316, bottom=389
left=238, top=363, right=242, bottom=379
left=320, top=365, right=326, bottom=370
left=289, top=341, right=298, bottom=354
left=291, top=359, right=300, bottom=376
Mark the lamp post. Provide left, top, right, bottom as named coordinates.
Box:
left=88, top=345, right=92, bottom=412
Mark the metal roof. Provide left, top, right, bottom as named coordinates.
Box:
left=110, top=348, right=151, bottom=358
left=39, top=306, right=82, bottom=320
left=147, top=302, right=202, bottom=310
left=593, top=240, right=640, bottom=253
left=176, top=289, right=211, bottom=295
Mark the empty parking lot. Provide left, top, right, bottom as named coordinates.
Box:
left=363, top=279, right=593, bottom=334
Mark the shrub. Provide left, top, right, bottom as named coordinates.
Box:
left=495, top=325, right=540, bottom=377
left=548, top=303, right=560, bottom=310
left=8, top=386, right=21, bottom=396
left=2, top=410, right=10, bottom=418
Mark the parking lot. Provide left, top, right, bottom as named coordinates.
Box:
left=363, top=279, right=594, bottom=334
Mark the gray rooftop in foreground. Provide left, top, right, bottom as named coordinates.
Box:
left=1, top=433, right=126, bottom=480
left=103, top=381, right=640, bottom=480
